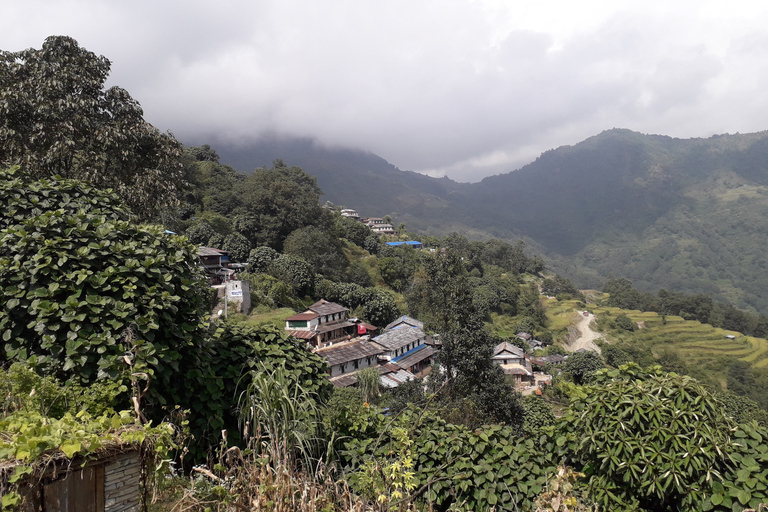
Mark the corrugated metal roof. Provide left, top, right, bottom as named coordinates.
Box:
left=286, top=330, right=314, bottom=340
left=392, top=345, right=434, bottom=370
left=500, top=364, right=533, bottom=376
left=384, top=315, right=424, bottom=331
left=198, top=247, right=228, bottom=257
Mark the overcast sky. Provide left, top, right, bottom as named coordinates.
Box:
left=5, top=0, right=768, bottom=181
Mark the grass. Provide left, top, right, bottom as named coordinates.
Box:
left=244, top=306, right=296, bottom=330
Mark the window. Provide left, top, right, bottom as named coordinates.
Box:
left=288, top=320, right=307, bottom=329
left=354, top=360, right=359, bottom=369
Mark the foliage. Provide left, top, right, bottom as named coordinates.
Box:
left=335, top=214, right=374, bottom=247
left=533, top=467, right=595, bottom=512
left=522, top=395, right=556, bottom=439
left=266, top=254, right=316, bottom=297
left=345, top=411, right=558, bottom=511
left=284, top=225, right=348, bottom=280
left=234, top=161, right=326, bottom=250
left=541, top=275, right=584, bottom=300
left=238, top=363, right=323, bottom=469
left=221, top=231, right=251, bottom=262
left=180, top=323, right=332, bottom=454
left=614, top=313, right=635, bottom=331
left=0, top=408, right=177, bottom=508
left=0, top=171, right=210, bottom=385
left=0, top=362, right=127, bottom=420
left=184, top=222, right=217, bottom=246
left=357, top=367, right=381, bottom=405
left=562, top=366, right=738, bottom=511
left=0, top=36, right=184, bottom=219
left=561, top=351, right=604, bottom=385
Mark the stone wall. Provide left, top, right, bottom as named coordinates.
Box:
left=104, top=451, right=141, bottom=512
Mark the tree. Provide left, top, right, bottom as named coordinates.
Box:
left=614, top=313, right=635, bottom=331
left=0, top=36, right=184, bottom=219
left=222, top=232, right=251, bottom=263
left=236, top=162, right=326, bottom=250
left=283, top=225, right=348, bottom=280
left=247, top=246, right=279, bottom=273
left=184, top=222, right=217, bottom=246
left=0, top=170, right=210, bottom=387
left=562, top=351, right=604, bottom=384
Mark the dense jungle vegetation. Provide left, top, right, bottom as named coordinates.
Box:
left=3, top=36, right=768, bottom=512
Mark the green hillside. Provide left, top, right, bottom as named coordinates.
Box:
left=214, top=129, right=768, bottom=314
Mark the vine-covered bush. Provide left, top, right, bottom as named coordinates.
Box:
left=344, top=411, right=558, bottom=511
left=0, top=170, right=210, bottom=385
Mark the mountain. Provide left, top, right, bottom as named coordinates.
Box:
left=208, top=129, right=768, bottom=314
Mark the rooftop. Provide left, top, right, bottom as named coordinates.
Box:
left=308, top=299, right=349, bottom=316
left=316, top=340, right=383, bottom=367
left=285, top=312, right=320, bottom=322
left=373, top=326, right=426, bottom=351
left=384, top=315, right=424, bottom=331
left=493, top=342, right=525, bottom=358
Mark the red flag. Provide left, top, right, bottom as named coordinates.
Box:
left=357, top=324, right=367, bottom=335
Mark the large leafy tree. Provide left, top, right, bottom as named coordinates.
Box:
left=0, top=36, right=184, bottom=219
left=235, top=160, right=326, bottom=250
left=0, top=169, right=210, bottom=386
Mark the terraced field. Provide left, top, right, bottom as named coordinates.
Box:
left=545, top=299, right=768, bottom=370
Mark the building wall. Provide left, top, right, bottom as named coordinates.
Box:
left=104, top=452, right=142, bottom=512
left=224, top=280, right=251, bottom=314
left=330, top=354, right=378, bottom=377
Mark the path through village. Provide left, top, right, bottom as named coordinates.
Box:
left=566, top=311, right=602, bottom=354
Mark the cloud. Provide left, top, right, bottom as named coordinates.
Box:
left=5, top=0, right=768, bottom=181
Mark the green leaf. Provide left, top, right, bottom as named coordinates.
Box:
left=737, top=489, right=751, bottom=505
left=60, top=440, right=82, bottom=458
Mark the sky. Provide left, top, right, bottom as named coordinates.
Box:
left=5, top=0, right=768, bottom=182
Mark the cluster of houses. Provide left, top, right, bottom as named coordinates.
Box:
left=285, top=300, right=437, bottom=388
left=284, top=299, right=566, bottom=392
left=341, top=208, right=396, bottom=235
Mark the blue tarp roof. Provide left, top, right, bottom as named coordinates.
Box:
left=385, top=241, right=422, bottom=246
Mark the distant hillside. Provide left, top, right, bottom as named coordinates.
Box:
left=204, top=129, right=768, bottom=314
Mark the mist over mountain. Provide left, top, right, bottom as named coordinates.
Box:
left=206, top=129, right=768, bottom=313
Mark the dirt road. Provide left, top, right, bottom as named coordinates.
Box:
left=566, top=311, right=602, bottom=354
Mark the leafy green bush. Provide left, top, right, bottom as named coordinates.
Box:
left=345, top=411, right=558, bottom=511
left=561, top=365, right=765, bottom=511
left=0, top=170, right=210, bottom=386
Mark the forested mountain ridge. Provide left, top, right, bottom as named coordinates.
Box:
left=212, top=129, right=768, bottom=313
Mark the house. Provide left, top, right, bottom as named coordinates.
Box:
left=492, top=342, right=526, bottom=366
left=385, top=241, right=423, bottom=249
left=284, top=300, right=377, bottom=348
left=373, top=327, right=429, bottom=361
left=340, top=209, right=360, bottom=220
left=384, top=315, right=424, bottom=331
left=515, top=332, right=532, bottom=342
left=492, top=342, right=534, bottom=385
left=392, top=344, right=435, bottom=375
left=365, top=218, right=395, bottom=235
left=318, top=339, right=384, bottom=380
left=198, top=247, right=230, bottom=272
left=530, top=354, right=566, bottom=370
